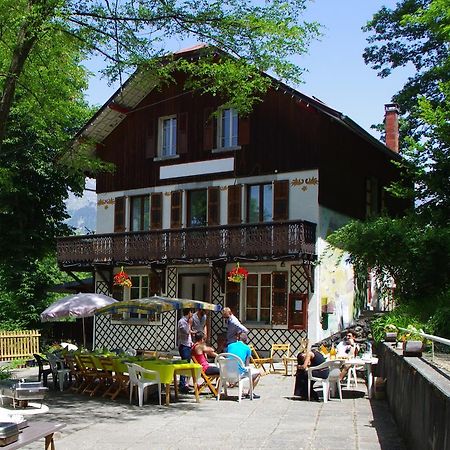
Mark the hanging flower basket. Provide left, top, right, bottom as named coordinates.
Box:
left=114, top=267, right=132, bottom=288
left=227, top=263, right=249, bottom=283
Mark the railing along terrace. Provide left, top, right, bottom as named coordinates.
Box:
left=57, top=220, right=316, bottom=267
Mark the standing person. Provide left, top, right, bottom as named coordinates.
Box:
left=177, top=308, right=193, bottom=393
left=222, top=307, right=249, bottom=349
left=227, top=333, right=261, bottom=398
left=294, top=348, right=328, bottom=401
left=192, top=308, right=208, bottom=339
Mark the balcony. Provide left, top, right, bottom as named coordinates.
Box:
left=57, top=220, right=316, bottom=269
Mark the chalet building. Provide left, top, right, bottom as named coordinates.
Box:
left=57, top=45, right=404, bottom=353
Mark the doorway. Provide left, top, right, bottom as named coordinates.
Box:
left=178, top=274, right=210, bottom=301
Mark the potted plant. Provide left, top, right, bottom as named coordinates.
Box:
left=399, top=325, right=425, bottom=357
left=384, top=324, right=398, bottom=342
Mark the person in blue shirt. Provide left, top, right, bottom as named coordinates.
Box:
left=227, top=333, right=261, bottom=398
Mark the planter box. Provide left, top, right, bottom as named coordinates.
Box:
left=385, top=332, right=398, bottom=342
left=403, top=340, right=423, bottom=357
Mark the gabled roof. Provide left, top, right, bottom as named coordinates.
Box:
left=77, top=44, right=400, bottom=159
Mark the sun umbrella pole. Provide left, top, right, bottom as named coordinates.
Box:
left=82, top=316, right=87, bottom=348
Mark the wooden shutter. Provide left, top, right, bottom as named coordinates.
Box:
left=114, top=196, right=125, bottom=232
left=238, top=115, right=250, bottom=146
left=203, top=107, right=215, bottom=151
left=171, top=191, right=182, bottom=229
left=145, top=118, right=156, bottom=158
left=288, top=293, right=308, bottom=330
left=177, top=112, right=188, bottom=154
left=273, top=180, right=289, bottom=221
left=227, top=184, right=242, bottom=224
left=150, top=193, right=162, bottom=229
left=271, top=272, right=288, bottom=325
left=208, top=186, right=220, bottom=226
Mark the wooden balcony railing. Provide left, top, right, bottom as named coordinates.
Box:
left=57, top=220, right=316, bottom=268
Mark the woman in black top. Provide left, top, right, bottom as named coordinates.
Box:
left=294, top=349, right=329, bottom=400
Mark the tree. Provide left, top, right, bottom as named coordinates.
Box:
left=0, top=0, right=321, bottom=153
left=325, top=1, right=450, bottom=336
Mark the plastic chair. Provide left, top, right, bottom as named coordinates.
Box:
left=215, top=353, right=252, bottom=402
left=307, top=360, right=342, bottom=403
left=61, top=342, right=78, bottom=351
left=126, top=363, right=161, bottom=406
left=34, top=354, right=52, bottom=387
left=46, top=353, right=71, bottom=392
left=346, top=365, right=358, bottom=389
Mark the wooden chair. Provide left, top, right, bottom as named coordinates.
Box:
left=269, top=343, right=290, bottom=373
left=283, top=339, right=309, bottom=376
left=249, top=344, right=273, bottom=375
left=76, top=354, right=103, bottom=397
left=64, top=354, right=83, bottom=392
left=191, top=354, right=219, bottom=397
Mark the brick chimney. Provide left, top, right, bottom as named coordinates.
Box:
left=384, top=103, right=400, bottom=152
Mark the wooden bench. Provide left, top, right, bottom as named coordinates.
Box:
left=4, top=421, right=66, bottom=450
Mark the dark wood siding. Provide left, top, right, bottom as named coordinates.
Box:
left=95, top=71, right=406, bottom=219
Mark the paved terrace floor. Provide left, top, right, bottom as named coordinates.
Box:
left=4, top=367, right=405, bottom=450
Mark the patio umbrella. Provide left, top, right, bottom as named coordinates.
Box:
left=41, top=293, right=118, bottom=347
left=95, top=294, right=222, bottom=316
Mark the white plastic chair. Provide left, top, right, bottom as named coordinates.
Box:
left=215, top=353, right=253, bottom=402
left=126, top=363, right=161, bottom=406
left=46, top=353, right=71, bottom=392
left=307, top=360, right=342, bottom=403
left=346, top=365, right=358, bottom=389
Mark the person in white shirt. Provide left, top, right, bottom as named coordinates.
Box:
left=177, top=308, right=193, bottom=392
left=337, top=331, right=359, bottom=382
left=192, top=308, right=208, bottom=339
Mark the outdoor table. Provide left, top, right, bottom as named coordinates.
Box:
left=335, top=356, right=379, bottom=398
left=118, top=359, right=201, bottom=406
left=85, top=355, right=201, bottom=406
left=3, top=421, right=66, bottom=449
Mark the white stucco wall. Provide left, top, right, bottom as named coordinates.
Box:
left=96, top=169, right=320, bottom=233
left=313, top=206, right=355, bottom=342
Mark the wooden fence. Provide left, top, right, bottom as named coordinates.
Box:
left=0, top=330, right=40, bottom=361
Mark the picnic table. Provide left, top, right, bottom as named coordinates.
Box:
left=4, top=421, right=65, bottom=449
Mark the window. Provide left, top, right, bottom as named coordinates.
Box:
left=112, top=274, right=161, bottom=324
left=158, top=115, right=177, bottom=157
left=188, top=189, right=207, bottom=227
left=130, top=196, right=149, bottom=231
left=245, top=273, right=271, bottom=323
left=248, top=183, right=273, bottom=223
left=218, top=108, right=238, bottom=149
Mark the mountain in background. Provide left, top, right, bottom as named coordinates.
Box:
left=65, top=179, right=96, bottom=234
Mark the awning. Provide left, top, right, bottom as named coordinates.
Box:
left=95, top=295, right=222, bottom=316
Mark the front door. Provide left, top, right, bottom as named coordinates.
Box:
left=178, top=274, right=210, bottom=301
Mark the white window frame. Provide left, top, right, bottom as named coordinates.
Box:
left=245, top=272, right=272, bottom=324
left=217, top=108, right=238, bottom=149
left=158, top=115, right=177, bottom=157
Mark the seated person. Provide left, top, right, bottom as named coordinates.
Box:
left=337, top=331, right=359, bottom=382
left=336, top=331, right=358, bottom=358
left=227, top=333, right=261, bottom=399
left=191, top=332, right=220, bottom=375
left=294, top=348, right=328, bottom=401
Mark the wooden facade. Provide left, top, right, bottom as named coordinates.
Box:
left=57, top=47, right=407, bottom=350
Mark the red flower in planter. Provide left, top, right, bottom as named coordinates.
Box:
left=114, top=267, right=132, bottom=288
left=227, top=263, right=249, bottom=283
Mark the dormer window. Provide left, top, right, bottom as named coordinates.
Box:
left=159, top=115, right=177, bottom=157
left=218, top=108, right=238, bottom=149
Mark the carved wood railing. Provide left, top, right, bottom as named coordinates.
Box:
left=57, top=220, right=316, bottom=268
